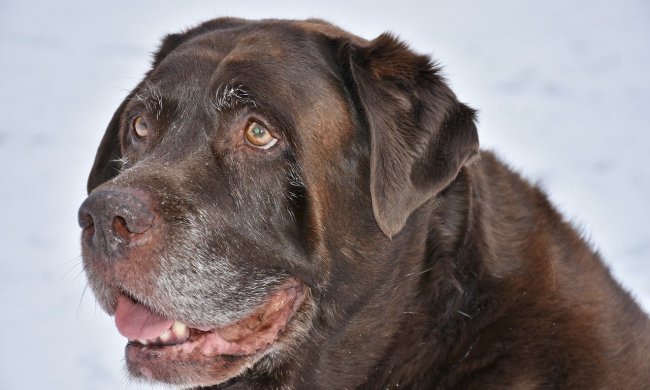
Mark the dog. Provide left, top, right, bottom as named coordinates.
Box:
left=78, top=18, right=650, bottom=389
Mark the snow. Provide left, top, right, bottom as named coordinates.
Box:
left=0, top=0, right=647, bottom=388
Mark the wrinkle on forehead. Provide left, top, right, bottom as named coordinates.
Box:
left=296, top=85, right=353, bottom=156
left=225, top=33, right=288, bottom=62
left=140, top=20, right=357, bottom=165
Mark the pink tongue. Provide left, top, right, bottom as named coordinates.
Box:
left=114, top=295, right=174, bottom=340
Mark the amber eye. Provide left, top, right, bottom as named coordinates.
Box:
left=244, top=121, right=277, bottom=149
left=132, top=116, right=150, bottom=138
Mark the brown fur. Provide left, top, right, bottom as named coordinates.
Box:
left=79, top=18, right=650, bottom=389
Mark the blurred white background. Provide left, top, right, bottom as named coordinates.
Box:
left=0, top=0, right=648, bottom=388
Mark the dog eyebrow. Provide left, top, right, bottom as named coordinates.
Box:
left=132, top=80, right=165, bottom=120
left=212, top=84, right=257, bottom=112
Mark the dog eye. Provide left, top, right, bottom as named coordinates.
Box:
left=244, top=121, right=277, bottom=149
left=132, top=116, right=150, bottom=138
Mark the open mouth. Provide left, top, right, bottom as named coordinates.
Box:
left=114, top=281, right=306, bottom=385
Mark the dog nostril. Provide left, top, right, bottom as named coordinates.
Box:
left=78, top=211, right=96, bottom=241
left=78, top=189, right=155, bottom=254
left=78, top=207, right=94, bottom=229
left=113, top=216, right=132, bottom=240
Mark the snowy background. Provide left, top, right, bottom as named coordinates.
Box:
left=0, top=0, right=648, bottom=388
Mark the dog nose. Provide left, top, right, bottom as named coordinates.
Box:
left=78, top=189, right=155, bottom=258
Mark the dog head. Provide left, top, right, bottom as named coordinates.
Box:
left=79, top=18, right=478, bottom=387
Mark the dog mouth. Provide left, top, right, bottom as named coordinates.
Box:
left=114, top=281, right=306, bottom=386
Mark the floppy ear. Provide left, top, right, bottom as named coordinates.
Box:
left=88, top=26, right=192, bottom=193
left=87, top=27, right=189, bottom=193
left=87, top=27, right=191, bottom=193
left=339, top=34, right=479, bottom=238
left=87, top=98, right=129, bottom=193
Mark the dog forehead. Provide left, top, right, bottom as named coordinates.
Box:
left=154, top=20, right=332, bottom=74
left=149, top=22, right=352, bottom=145
left=144, top=22, right=333, bottom=103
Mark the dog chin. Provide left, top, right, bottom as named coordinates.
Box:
left=117, top=281, right=307, bottom=387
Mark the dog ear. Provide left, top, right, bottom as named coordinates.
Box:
left=339, top=34, right=479, bottom=238
left=87, top=98, right=129, bottom=193
left=87, top=23, right=196, bottom=193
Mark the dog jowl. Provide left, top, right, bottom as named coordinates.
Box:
left=78, top=18, right=650, bottom=389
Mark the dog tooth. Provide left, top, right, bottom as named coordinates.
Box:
left=137, top=339, right=149, bottom=345
left=172, top=321, right=190, bottom=338
left=159, top=329, right=172, bottom=343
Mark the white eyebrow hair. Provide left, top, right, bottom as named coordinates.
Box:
left=130, top=80, right=164, bottom=120
left=212, top=84, right=258, bottom=112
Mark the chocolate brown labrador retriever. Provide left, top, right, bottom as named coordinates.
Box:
left=78, top=18, right=650, bottom=389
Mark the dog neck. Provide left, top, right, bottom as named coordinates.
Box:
left=227, top=155, right=615, bottom=389
left=357, top=160, right=532, bottom=388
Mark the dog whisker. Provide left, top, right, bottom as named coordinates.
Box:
left=77, top=282, right=90, bottom=319
left=62, top=255, right=84, bottom=280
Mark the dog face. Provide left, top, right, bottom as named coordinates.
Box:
left=79, top=18, right=478, bottom=387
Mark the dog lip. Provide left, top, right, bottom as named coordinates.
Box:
left=124, top=280, right=307, bottom=385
